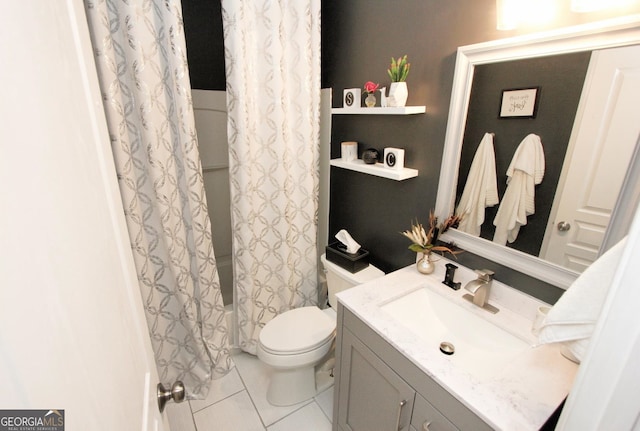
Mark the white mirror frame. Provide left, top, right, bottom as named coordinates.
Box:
left=435, top=15, right=640, bottom=289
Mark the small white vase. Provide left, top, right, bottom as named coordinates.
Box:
left=379, top=87, right=387, bottom=107
left=388, top=82, right=408, bottom=107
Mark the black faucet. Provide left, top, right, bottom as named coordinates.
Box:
left=442, top=263, right=461, bottom=290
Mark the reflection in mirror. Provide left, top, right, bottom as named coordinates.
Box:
left=435, top=16, right=640, bottom=289
left=456, top=51, right=591, bottom=256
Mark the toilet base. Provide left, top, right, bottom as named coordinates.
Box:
left=266, top=365, right=316, bottom=406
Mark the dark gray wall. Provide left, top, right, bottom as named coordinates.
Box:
left=182, top=0, right=226, bottom=90
left=181, top=0, right=640, bottom=304
left=321, top=0, right=573, bottom=303
left=323, top=0, right=497, bottom=268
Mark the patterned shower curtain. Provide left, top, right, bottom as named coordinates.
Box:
left=221, top=0, right=322, bottom=354
left=84, top=0, right=231, bottom=398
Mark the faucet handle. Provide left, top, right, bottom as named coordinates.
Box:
left=474, top=269, right=495, bottom=281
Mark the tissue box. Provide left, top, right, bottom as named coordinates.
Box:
left=326, top=242, right=370, bottom=273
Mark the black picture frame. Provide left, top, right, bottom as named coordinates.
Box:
left=499, top=87, right=540, bottom=118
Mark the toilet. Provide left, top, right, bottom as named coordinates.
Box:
left=257, top=254, right=384, bottom=406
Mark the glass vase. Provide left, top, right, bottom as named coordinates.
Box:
left=365, top=92, right=376, bottom=108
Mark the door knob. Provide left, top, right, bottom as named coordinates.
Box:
left=157, top=381, right=186, bottom=413
left=557, top=221, right=571, bottom=231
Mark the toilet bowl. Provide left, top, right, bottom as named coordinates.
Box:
left=257, top=254, right=384, bottom=406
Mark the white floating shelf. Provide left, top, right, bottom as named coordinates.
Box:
left=330, top=159, right=418, bottom=181
left=331, top=106, right=426, bottom=115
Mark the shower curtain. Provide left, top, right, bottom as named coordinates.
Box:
left=84, top=0, right=231, bottom=398
left=221, top=0, right=322, bottom=354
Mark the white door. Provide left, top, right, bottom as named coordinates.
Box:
left=540, top=45, right=640, bottom=271
left=0, top=1, right=167, bottom=430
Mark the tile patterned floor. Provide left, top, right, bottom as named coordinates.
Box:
left=165, top=351, right=333, bottom=431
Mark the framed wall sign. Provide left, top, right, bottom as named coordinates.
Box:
left=499, top=87, right=539, bottom=118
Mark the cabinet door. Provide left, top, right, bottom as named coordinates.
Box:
left=338, top=329, right=415, bottom=431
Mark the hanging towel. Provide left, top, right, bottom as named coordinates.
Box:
left=455, top=133, right=499, bottom=236
left=492, top=133, right=545, bottom=245
left=537, top=237, right=627, bottom=363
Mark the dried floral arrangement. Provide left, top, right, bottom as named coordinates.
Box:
left=401, top=211, right=462, bottom=257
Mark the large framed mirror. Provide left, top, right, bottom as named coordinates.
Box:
left=435, top=16, right=640, bottom=289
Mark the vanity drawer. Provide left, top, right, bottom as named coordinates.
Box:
left=411, top=393, right=458, bottom=431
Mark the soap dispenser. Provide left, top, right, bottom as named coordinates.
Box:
left=442, top=263, right=461, bottom=290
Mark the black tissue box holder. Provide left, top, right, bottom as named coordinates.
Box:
left=326, top=242, right=370, bottom=273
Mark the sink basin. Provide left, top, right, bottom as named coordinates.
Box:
left=380, top=285, right=531, bottom=379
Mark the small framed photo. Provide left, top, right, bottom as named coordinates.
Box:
left=499, top=87, right=539, bottom=118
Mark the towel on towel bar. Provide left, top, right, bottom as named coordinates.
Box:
left=537, top=237, right=627, bottom=362
left=455, top=133, right=499, bottom=236
left=492, top=133, right=545, bottom=245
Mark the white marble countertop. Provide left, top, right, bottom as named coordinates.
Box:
left=336, top=258, right=578, bottom=431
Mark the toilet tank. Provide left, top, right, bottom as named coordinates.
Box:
left=321, top=254, right=384, bottom=308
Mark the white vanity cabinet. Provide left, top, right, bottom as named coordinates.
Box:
left=333, top=305, right=492, bottom=431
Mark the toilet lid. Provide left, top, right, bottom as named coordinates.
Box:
left=259, top=306, right=336, bottom=354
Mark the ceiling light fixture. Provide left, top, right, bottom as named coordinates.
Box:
left=496, top=0, right=521, bottom=30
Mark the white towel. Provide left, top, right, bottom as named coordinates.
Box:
left=537, top=237, right=627, bottom=362
left=492, top=134, right=545, bottom=245
left=455, top=133, right=499, bottom=236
